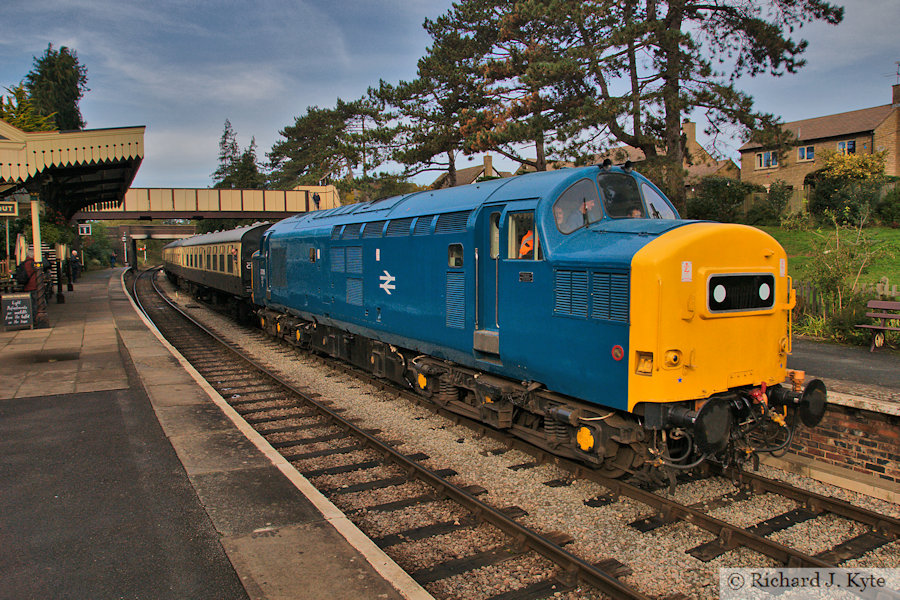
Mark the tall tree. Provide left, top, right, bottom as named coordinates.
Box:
left=268, top=98, right=390, bottom=189
left=211, top=119, right=266, bottom=189
left=0, top=84, right=56, bottom=131
left=24, top=43, right=89, bottom=130
left=425, top=0, right=589, bottom=173
left=376, top=10, right=492, bottom=186
left=566, top=0, right=843, bottom=207
left=427, top=0, right=841, bottom=207
left=212, top=119, right=240, bottom=185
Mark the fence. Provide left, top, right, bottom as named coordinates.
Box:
left=794, top=277, right=899, bottom=316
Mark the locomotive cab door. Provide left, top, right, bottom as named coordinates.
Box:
left=474, top=201, right=541, bottom=360
left=474, top=205, right=504, bottom=358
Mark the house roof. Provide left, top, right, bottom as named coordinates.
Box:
left=740, top=104, right=894, bottom=151
left=431, top=163, right=513, bottom=188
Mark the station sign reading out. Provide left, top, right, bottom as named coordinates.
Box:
left=0, top=201, right=18, bottom=217
left=78, top=223, right=92, bottom=236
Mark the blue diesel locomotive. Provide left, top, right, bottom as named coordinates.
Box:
left=248, top=164, right=826, bottom=477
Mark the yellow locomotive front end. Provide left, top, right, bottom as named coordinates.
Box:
left=628, top=222, right=826, bottom=465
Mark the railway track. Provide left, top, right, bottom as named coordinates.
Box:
left=134, top=268, right=900, bottom=599
left=133, top=268, right=653, bottom=600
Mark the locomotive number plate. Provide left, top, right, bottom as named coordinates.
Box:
left=519, top=272, right=534, bottom=283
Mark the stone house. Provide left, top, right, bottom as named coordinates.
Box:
left=739, top=84, right=900, bottom=202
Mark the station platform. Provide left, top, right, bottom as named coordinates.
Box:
left=0, top=269, right=432, bottom=600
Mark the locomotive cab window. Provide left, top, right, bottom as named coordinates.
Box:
left=553, top=179, right=603, bottom=233
left=448, top=244, right=463, bottom=268
left=489, top=213, right=500, bottom=259
left=641, top=183, right=677, bottom=219
left=599, top=173, right=644, bottom=218
left=508, top=212, right=541, bottom=260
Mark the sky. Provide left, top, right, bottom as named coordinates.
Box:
left=1, top=0, right=898, bottom=190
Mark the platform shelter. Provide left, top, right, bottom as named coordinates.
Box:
left=0, top=118, right=145, bottom=326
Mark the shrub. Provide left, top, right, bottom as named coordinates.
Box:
left=686, top=177, right=760, bottom=222
left=779, top=211, right=810, bottom=231
left=746, top=180, right=792, bottom=226
left=793, top=313, right=827, bottom=338
left=828, top=293, right=879, bottom=345
left=874, top=186, right=900, bottom=227
left=807, top=150, right=887, bottom=222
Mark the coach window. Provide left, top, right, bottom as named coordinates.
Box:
left=219, top=253, right=225, bottom=272
left=448, top=244, right=463, bottom=267
left=508, top=211, right=541, bottom=260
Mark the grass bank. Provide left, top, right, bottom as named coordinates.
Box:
left=759, top=226, right=900, bottom=289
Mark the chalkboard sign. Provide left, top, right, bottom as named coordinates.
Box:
left=2, top=293, right=33, bottom=330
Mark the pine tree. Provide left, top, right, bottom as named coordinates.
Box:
left=24, top=44, right=89, bottom=130
left=268, top=99, right=389, bottom=189
left=212, top=119, right=240, bottom=186
left=0, top=84, right=56, bottom=131
left=211, top=120, right=266, bottom=189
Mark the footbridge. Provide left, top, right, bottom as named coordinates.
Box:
left=73, top=185, right=340, bottom=221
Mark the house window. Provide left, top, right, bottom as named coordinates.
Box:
left=756, top=151, right=778, bottom=169
left=798, top=146, right=815, bottom=161
left=838, top=140, right=856, bottom=154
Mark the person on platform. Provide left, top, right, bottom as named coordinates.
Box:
left=15, top=249, right=39, bottom=292
left=71, top=250, right=81, bottom=281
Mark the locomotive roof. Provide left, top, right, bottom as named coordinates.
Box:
left=163, top=222, right=271, bottom=249
left=281, top=167, right=607, bottom=229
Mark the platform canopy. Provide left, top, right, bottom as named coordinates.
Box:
left=0, top=118, right=144, bottom=220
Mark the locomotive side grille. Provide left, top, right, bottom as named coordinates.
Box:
left=554, top=270, right=589, bottom=318
left=270, top=247, right=287, bottom=287
left=346, top=246, right=363, bottom=274
left=346, top=278, right=363, bottom=306
left=331, top=226, right=342, bottom=239
left=435, top=211, right=470, bottom=234
left=609, top=274, right=630, bottom=322
left=445, top=272, right=466, bottom=328
left=342, top=223, right=362, bottom=239
left=591, top=273, right=610, bottom=319
left=591, top=272, right=629, bottom=323
left=386, top=218, right=414, bottom=237
left=330, top=248, right=345, bottom=273
left=414, top=216, right=434, bottom=235
left=363, top=221, right=386, bottom=238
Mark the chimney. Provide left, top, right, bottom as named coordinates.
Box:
left=484, top=155, right=494, bottom=177
left=893, top=84, right=900, bottom=108
left=682, top=120, right=696, bottom=145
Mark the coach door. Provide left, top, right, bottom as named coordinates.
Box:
left=473, top=204, right=505, bottom=358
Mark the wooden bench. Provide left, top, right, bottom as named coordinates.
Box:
left=856, top=299, right=900, bottom=351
